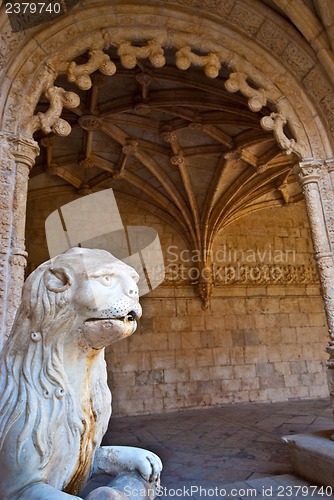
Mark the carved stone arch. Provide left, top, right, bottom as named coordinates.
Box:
left=1, top=3, right=332, bottom=159
left=2, top=1, right=334, bottom=336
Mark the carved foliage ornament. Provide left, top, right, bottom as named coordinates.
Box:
left=28, top=36, right=303, bottom=157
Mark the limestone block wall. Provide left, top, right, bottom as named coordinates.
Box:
left=108, top=288, right=327, bottom=415
left=25, top=195, right=329, bottom=416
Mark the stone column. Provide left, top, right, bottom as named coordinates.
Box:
left=0, top=133, right=39, bottom=347
left=295, top=160, right=334, bottom=419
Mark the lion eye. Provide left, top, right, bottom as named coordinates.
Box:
left=100, top=275, right=113, bottom=286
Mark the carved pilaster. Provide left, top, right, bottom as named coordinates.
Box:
left=296, top=159, right=334, bottom=424
left=0, top=134, right=39, bottom=345
left=11, top=136, right=39, bottom=257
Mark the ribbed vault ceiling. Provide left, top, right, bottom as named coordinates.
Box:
left=29, top=55, right=302, bottom=264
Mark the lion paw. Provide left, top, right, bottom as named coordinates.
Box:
left=134, top=449, right=162, bottom=482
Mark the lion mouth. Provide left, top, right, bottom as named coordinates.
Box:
left=82, top=310, right=140, bottom=348
left=85, top=310, right=139, bottom=323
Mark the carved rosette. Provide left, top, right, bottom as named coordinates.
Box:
left=122, top=140, right=138, bottom=156
left=78, top=115, right=101, bottom=131
left=170, top=154, right=184, bottom=166
left=160, top=128, right=177, bottom=143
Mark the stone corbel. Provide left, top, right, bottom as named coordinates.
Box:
left=117, top=40, right=166, bottom=69
left=197, top=273, right=214, bottom=310
left=175, top=46, right=221, bottom=78
left=225, top=72, right=267, bottom=112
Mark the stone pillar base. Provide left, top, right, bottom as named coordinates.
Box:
left=283, top=430, right=334, bottom=488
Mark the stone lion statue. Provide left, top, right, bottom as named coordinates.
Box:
left=0, top=248, right=162, bottom=499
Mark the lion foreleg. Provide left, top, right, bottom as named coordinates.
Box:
left=18, top=483, right=83, bottom=500
left=91, top=446, right=162, bottom=483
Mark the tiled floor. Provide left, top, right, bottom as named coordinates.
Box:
left=84, top=398, right=334, bottom=499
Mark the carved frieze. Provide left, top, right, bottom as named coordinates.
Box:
left=303, top=68, right=333, bottom=104
left=281, top=44, right=314, bottom=81
left=256, top=20, right=289, bottom=56
left=322, top=94, right=334, bottom=134
left=229, top=2, right=264, bottom=36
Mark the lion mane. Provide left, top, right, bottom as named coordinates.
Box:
left=0, top=250, right=111, bottom=494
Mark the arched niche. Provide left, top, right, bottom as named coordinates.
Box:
left=1, top=2, right=334, bottom=353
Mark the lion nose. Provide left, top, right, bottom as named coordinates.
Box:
left=128, top=287, right=138, bottom=297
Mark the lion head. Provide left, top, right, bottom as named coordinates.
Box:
left=0, top=247, right=142, bottom=494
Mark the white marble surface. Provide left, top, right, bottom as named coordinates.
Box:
left=0, top=248, right=162, bottom=499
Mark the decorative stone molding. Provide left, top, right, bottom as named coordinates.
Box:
left=175, top=46, right=221, bottom=78
left=261, top=113, right=303, bottom=156
left=21, top=28, right=308, bottom=159
left=67, top=49, right=116, bottom=90
left=117, top=40, right=166, bottom=69
left=277, top=182, right=290, bottom=204
left=29, top=86, right=80, bottom=136
left=225, top=72, right=267, bottom=112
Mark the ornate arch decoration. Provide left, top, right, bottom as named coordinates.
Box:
left=1, top=2, right=334, bottom=308
left=1, top=2, right=332, bottom=155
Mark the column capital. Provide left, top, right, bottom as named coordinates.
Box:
left=294, top=159, right=328, bottom=185
left=0, top=133, right=39, bottom=170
